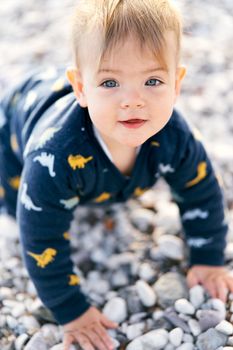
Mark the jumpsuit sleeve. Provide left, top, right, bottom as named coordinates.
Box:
left=162, top=128, right=228, bottom=267
left=17, top=149, right=91, bottom=325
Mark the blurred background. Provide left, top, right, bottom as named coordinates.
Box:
left=0, top=1, right=233, bottom=349
left=1, top=0, right=232, bottom=206
left=0, top=0, right=232, bottom=175
left=0, top=0, right=233, bottom=206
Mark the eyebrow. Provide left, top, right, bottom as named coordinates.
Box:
left=97, top=67, right=167, bottom=74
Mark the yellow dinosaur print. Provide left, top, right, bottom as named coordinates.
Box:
left=63, top=232, right=71, bottom=240
left=8, top=176, right=21, bottom=190
left=51, top=78, right=65, bottom=92
left=68, top=274, right=81, bottom=286
left=133, top=187, right=149, bottom=197
left=10, top=134, right=19, bottom=152
left=185, top=162, right=207, bottom=188
left=151, top=141, right=160, bottom=147
left=94, top=192, right=111, bottom=203
left=27, top=248, right=57, bottom=268
left=0, top=186, right=5, bottom=198
left=68, top=154, right=93, bottom=170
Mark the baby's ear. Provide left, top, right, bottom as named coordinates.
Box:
left=175, top=65, right=186, bottom=99
left=66, top=67, right=87, bottom=107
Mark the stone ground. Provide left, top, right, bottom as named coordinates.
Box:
left=0, top=1, right=233, bottom=349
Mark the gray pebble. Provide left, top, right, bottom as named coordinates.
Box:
left=197, top=309, right=224, bottom=332
left=196, top=328, right=228, bottom=350
left=153, top=272, right=188, bottom=308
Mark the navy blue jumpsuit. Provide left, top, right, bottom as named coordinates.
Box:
left=0, top=67, right=228, bottom=324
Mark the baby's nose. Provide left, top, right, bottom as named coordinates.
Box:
left=120, top=91, right=145, bottom=109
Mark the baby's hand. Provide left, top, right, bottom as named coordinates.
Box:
left=63, top=306, right=118, bottom=350
left=187, top=265, right=233, bottom=302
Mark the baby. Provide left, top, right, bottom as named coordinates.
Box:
left=0, top=1, right=233, bottom=349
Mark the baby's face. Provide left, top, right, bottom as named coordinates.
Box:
left=68, top=32, right=185, bottom=150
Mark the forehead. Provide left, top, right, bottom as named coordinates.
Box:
left=80, top=31, right=177, bottom=75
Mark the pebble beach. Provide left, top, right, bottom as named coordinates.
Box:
left=0, top=1, right=233, bottom=349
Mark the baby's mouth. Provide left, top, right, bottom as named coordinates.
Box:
left=119, top=119, right=146, bottom=129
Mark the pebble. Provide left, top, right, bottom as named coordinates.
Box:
left=216, top=321, right=233, bottom=336
left=130, top=208, right=156, bottom=232
left=138, top=262, right=156, bottom=282
left=103, top=297, right=127, bottom=324
left=188, top=318, right=201, bottom=336
left=50, top=345, right=77, bottom=350
left=210, top=299, right=226, bottom=318
left=228, top=336, right=233, bottom=346
left=189, top=285, right=205, bottom=309
left=174, top=299, right=195, bottom=315
left=153, top=272, right=189, bottom=308
left=126, top=329, right=169, bottom=350
left=126, top=322, right=145, bottom=340
left=18, top=315, right=40, bottom=333
left=169, top=327, right=183, bottom=346
left=197, top=310, right=224, bottom=332
left=157, top=235, right=184, bottom=261
left=24, top=332, right=48, bottom=350
left=196, top=328, right=228, bottom=350
left=163, top=309, right=191, bottom=333
left=1, top=4, right=233, bottom=350
left=15, top=334, right=29, bottom=350
left=135, top=280, right=157, bottom=307
left=183, top=333, right=194, bottom=343
left=176, top=344, right=194, bottom=350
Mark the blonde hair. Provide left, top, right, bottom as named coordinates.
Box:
left=70, top=0, right=182, bottom=70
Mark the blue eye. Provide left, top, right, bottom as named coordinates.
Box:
left=101, top=80, right=119, bottom=88
left=146, top=79, right=162, bottom=86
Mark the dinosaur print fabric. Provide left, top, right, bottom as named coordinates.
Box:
left=0, top=68, right=228, bottom=325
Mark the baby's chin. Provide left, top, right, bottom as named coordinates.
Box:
left=119, top=136, right=151, bottom=148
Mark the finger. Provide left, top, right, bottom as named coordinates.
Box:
left=216, top=279, right=228, bottom=303
left=85, top=329, right=110, bottom=350
left=77, top=333, right=95, bottom=350
left=63, top=333, right=75, bottom=350
left=94, top=323, right=115, bottom=349
left=203, top=278, right=218, bottom=299
left=101, top=314, right=118, bottom=329
left=186, top=269, right=199, bottom=288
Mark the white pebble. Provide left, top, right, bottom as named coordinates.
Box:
left=126, top=329, right=168, bottom=350
left=15, top=333, right=29, bottom=350
left=169, top=327, right=183, bottom=346
left=165, top=344, right=175, bottom=350
left=126, top=322, right=145, bottom=340
left=228, top=336, right=233, bottom=346
left=216, top=320, right=233, bottom=335
left=157, top=235, right=184, bottom=261
left=152, top=310, right=164, bottom=321
left=18, top=315, right=40, bottom=332
left=24, top=332, right=47, bottom=350
left=139, top=263, right=156, bottom=281
left=183, top=333, right=194, bottom=343
left=175, top=299, right=195, bottom=315
left=189, top=285, right=205, bottom=309
left=211, top=299, right=226, bottom=318
left=188, top=319, right=201, bottom=336
left=103, top=297, right=127, bottom=324
left=136, top=280, right=157, bottom=307
left=177, top=343, right=194, bottom=350
left=50, top=345, right=76, bottom=350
